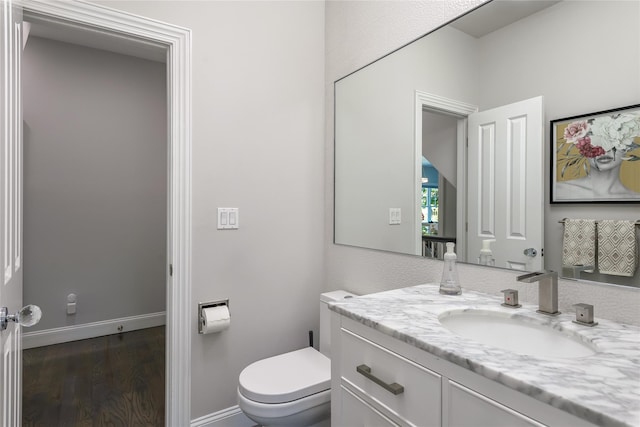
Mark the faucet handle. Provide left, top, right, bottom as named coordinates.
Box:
left=500, top=289, right=521, bottom=308
left=569, top=264, right=595, bottom=279
left=573, top=303, right=598, bottom=327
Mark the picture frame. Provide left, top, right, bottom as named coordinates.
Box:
left=550, top=104, right=640, bottom=203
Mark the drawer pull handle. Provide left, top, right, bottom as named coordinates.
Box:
left=356, top=364, right=404, bottom=395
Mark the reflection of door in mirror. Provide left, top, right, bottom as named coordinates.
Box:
left=418, top=95, right=544, bottom=269
left=467, top=96, right=544, bottom=271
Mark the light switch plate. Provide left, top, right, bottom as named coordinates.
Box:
left=218, top=208, right=239, bottom=229
left=389, top=208, right=401, bottom=225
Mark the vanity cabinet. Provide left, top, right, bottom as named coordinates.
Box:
left=331, top=313, right=597, bottom=427
left=339, top=327, right=441, bottom=426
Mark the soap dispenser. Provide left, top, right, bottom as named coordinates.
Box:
left=478, top=239, right=496, bottom=266
left=439, top=242, right=461, bottom=295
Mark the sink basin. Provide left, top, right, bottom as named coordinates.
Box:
left=438, top=309, right=597, bottom=359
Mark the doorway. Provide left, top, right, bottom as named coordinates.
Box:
left=21, top=31, right=167, bottom=424
left=0, top=1, right=193, bottom=424
left=414, top=90, right=477, bottom=259
left=420, top=109, right=459, bottom=259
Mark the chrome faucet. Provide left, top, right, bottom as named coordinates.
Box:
left=516, top=271, right=560, bottom=315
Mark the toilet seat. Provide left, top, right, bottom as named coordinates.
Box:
left=238, top=347, right=330, bottom=404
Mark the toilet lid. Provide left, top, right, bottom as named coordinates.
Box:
left=238, top=347, right=330, bottom=404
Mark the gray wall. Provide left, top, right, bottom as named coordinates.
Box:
left=93, top=1, right=326, bottom=419
left=23, top=37, right=167, bottom=331
left=325, top=0, right=640, bottom=325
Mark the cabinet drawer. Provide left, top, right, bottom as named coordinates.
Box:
left=341, top=386, right=400, bottom=427
left=340, top=327, right=441, bottom=427
left=447, top=380, right=545, bottom=427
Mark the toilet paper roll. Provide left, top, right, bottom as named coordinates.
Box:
left=201, top=305, right=230, bottom=334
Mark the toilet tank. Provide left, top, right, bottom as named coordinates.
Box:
left=319, top=290, right=356, bottom=358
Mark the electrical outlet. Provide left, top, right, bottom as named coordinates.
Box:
left=67, top=293, right=77, bottom=315
left=67, top=302, right=76, bottom=315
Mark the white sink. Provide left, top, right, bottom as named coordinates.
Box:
left=438, top=309, right=598, bottom=359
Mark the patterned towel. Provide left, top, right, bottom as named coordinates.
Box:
left=598, top=220, right=638, bottom=277
left=562, top=219, right=596, bottom=272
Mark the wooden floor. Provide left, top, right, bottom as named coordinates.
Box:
left=22, top=326, right=165, bottom=427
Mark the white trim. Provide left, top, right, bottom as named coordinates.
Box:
left=191, top=406, right=254, bottom=427
left=414, top=90, right=478, bottom=260
left=22, top=312, right=166, bottom=349
left=18, top=1, right=192, bottom=425
left=456, top=119, right=469, bottom=259
left=413, top=93, right=425, bottom=256
left=415, top=91, right=478, bottom=117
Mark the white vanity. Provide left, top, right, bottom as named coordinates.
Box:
left=329, top=285, right=640, bottom=427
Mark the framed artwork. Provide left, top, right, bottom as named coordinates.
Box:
left=551, top=104, right=640, bottom=203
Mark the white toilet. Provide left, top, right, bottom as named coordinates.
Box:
left=237, top=290, right=355, bottom=427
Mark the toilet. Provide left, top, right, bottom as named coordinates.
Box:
left=237, top=290, right=355, bottom=427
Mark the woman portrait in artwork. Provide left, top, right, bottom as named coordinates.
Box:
left=554, top=111, right=640, bottom=201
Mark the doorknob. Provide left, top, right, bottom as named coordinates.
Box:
left=0, top=305, right=42, bottom=331
left=523, top=248, right=538, bottom=257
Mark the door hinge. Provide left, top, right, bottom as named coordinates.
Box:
left=169, top=264, right=173, bottom=277
left=465, top=222, right=468, bottom=232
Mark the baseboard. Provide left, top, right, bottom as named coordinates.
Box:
left=22, top=311, right=166, bottom=349
left=191, top=406, right=254, bottom=427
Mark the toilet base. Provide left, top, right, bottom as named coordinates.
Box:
left=238, top=388, right=330, bottom=427
left=243, top=401, right=329, bottom=427
left=249, top=421, right=329, bottom=427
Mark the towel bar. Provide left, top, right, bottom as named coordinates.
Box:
left=558, top=218, right=640, bottom=225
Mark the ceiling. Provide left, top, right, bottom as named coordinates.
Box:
left=450, top=0, right=561, bottom=38
left=23, top=1, right=560, bottom=61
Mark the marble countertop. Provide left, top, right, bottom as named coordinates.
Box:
left=329, top=284, right=640, bottom=427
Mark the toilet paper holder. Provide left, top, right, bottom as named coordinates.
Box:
left=198, top=299, right=229, bottom=334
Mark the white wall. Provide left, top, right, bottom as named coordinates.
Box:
left=23, top=37, right=167, bottom=331
left=91, top=1, right=326, bottom=419
left=325, top=0, right=640, bottom=326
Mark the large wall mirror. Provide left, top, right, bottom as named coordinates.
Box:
left=334, top=0, right=640, bottom=287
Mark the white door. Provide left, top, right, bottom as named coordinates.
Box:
left=0, top=0, right=23, bottom=424
left=467, top=96, right=544, bottom=271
